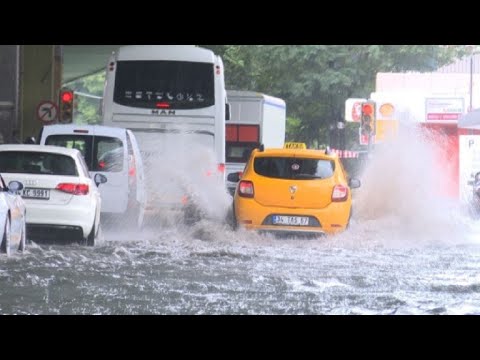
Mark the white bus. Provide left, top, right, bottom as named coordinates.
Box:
left=102, top=45, right=229, bottom=221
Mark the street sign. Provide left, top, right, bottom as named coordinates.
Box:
left=36, top=101, right=58, bottom=124
left=425, top=98, right=464, bottom=122
left=345, top=98, right=366, bottom=122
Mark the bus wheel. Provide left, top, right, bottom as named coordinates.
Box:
left=184, top=204, right=202, bottom=226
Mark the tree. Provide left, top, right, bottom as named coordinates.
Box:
left=67, top=45, right=467, bottom=144
left=202, top=45, right=467, bottom=148
left=67, top=72, right=105, bottom=124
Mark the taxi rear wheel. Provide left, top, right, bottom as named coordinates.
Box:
left=226, top=204, right=238, bottom=230
left=346, top=207, right=353, bottom=230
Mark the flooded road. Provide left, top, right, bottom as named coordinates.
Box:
left=2, top=127, right=480, bottom=315
left=2, top=213, right=480, bottom=315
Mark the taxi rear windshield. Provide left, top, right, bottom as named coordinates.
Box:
left=254, top=157, right=335, bottom=180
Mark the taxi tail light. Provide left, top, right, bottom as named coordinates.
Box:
left=56, top=183, right=89, bottom=195
left=238, top=180, right=254, bottom=198
left=332, top=185, right=348, bottom=202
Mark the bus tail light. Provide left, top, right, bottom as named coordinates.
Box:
left=156, top=102, right=170, bottom=109
left=217, top=163, right=225, bottom=173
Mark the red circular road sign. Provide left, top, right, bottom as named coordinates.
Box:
left=36, top=101, right=59, bottom=124
left=352, top=102, right=362, bottom=122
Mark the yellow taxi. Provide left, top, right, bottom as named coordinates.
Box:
left=227, top=145, right=361, bottom=236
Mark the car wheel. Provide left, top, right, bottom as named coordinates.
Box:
left=86, top=221, right=96, bottom=247
left=18, top=218, right=26, bottom=252
left=126, top=201, right=143, bottom=229
left=346, top=207, right=353, bottom=230
left=137, top=205, right=145, bottom=230
left=1, top=216, right=11, bottom=256
left=226, top=204, right=238, bottom=230
left=183, top=203, right=202, bottom=226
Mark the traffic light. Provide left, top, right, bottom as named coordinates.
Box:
left=360, top=101, right=376, bottom=136
left=59, top=89, right=74, bottom=123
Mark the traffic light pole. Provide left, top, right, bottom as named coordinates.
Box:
left=367, top=132, right=375, bottom=158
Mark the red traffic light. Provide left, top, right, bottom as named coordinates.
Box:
left=61, top=91, right=74, bottom=103
left=362, top=103, right=374, bottom=116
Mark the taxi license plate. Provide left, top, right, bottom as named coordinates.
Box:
left=22, top=188, right=50, bottom=200
left=272, top=215, right=309, bottom=226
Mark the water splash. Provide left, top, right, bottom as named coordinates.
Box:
left=139, top=133, right=231, bottom=224
left=352, top=124, right=471, bottom=247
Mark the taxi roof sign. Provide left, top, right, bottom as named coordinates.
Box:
left=284, top=142, right=307, bottom=149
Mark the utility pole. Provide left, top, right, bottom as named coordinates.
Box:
left=470, top=53, right=474, bottom=112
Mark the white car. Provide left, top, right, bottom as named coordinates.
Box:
left=0, top=173, right=27, bottom=255
left=0, top=145, right=106, bottom=246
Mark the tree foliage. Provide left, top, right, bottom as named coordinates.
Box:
left=202, top=45, right=467, bottom=148
left=69, top=72, right=105, bottom=125
left=70, top=45, right=467, bottom=147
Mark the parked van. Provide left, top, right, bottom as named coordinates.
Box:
left=38, top=124, right=146, bottom=228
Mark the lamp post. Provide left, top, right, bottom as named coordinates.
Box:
left=467, top=45, right=478, bottom=112
left=470, top=53, right=473, bottom=112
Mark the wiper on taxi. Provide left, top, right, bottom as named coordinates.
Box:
left=292, top=173, right=322, bottom=179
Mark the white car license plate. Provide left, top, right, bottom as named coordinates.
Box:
left=272, top=215, right=309, bottom=226
left=22, top=188, right=50, bottom=200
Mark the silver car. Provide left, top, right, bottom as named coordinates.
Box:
left=0, top=173, right=26, bottom=256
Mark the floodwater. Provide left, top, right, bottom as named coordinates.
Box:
left=2, top=215, right=480, bottom=315
left=1, top=127, right=480, bottom=315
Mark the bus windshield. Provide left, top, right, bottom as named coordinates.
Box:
left=113, top=60, right=215, bottom=110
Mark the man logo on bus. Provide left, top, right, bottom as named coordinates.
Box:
left=152, top=109, right=176, bottom=116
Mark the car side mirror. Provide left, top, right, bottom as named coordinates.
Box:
left=8, top=180, right=24, bottom=193
left=349, top=178, right=361, bottom=189
left=94, top=173, right=108, bottom=187
left=227, top=172, right=241, bottom=183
